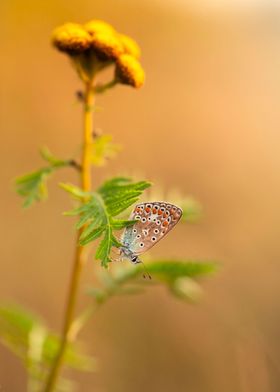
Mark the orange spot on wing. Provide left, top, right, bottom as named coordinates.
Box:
left=163, top=213, right=167, bottom=218
left=158, top=210, right=162, bottom=215
left=163, top=221, right=168, bottom=227
left=145, top=207, right=150, bottom=213
left=152, top=208, right=157, bottom=214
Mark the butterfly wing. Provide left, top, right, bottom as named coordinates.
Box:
left=121, top=201, right=182, bottom=256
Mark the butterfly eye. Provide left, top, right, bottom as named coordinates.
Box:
left=133, top=229, right=137, bottom=233
left=154, top=229, right=159, bottom=234
left=141, top=217, right=147, bottom=223
left=151, top=237, right=156, bottom=242
left=139, top=242, right=144, bottom=247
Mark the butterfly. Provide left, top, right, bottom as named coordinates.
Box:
left=119, top=202, right=182, bottom=277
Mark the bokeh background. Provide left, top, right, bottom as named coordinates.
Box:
left=1, top=0, right=280, bottom=391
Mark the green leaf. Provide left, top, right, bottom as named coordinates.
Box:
left=0, top=303, right=96, bottom=383
left=60, top=183, right=89, bottom=200
left=90, top=135, right=121, bottom=166
left=15, top=168, right=52, bottom=208
left=80, top=226, right=104, bottom=245
left=87, top=260, right=218, bottom=303
left=114, top=260, right=217, bottom=281
left=64, top=177, right=151, bottom=267
left=15, top=147, right=80, bottom=208
left=40, top=146, right=66, bottom=167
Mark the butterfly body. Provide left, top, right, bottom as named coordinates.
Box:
left=120, top=201, right=182, bottom=264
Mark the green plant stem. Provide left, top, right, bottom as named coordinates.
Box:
left=95, top=79, right=117, bottom=94
left=43, top=82, right=94, bottom=392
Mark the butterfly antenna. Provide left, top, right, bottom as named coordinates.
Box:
left=139, top=260, right=152, bottom=280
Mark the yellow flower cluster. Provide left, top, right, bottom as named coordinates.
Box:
left=116, top=54, right=145, bottom=89
left=52, top=20, right=145, bottom=89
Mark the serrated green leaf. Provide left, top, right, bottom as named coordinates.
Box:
left=111, top=219, right=136, bottom=230
left=79, top=226, right=105, bottom=245
left=65, top=177, right=151, bottom=267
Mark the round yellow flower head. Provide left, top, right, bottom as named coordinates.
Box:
left=84, top=20, right=116, bottom=36
left=91, top=31, right=124, bottom=61
left=52, top=23, right=92, bottom=54
left=116, top=54, right=145, bottom=88
left=119, top=34, right=141, bottom=59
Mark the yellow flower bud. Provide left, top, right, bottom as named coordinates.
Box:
left=119, top=34, right=141, bottom=59
left=116, top=54, right=145, bottom=88
left=84, top=20, right=116, bottom=36
left=91, top=32, right=124, bottom=61
left=52, top=23, right=91, bottom=54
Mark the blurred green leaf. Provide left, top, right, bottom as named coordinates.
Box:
left=63, top=177, right=151, bottom=267
left=87, top=260, right=217, bottom=303
left=15, top=168, right=52, bottom=208
left=15, top=147, right=80, bottom=208
left=0, top=303, right=96, bottom=386
left=114, top=260, right=217, bottom=282
left=40, top=147, right=67, bottom=167
left=90, top=135, right=121, bottom=166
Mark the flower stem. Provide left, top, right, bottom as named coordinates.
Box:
left=43, top=82, right=94, bottom=392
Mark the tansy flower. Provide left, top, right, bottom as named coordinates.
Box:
left=84, top=20, right=116, bottom=36
left=91, top=31, right=124, bottom=61
left=52, top=23, right=92, bottom=54
left=116, top=54, right=145, bottom=88
left=119, top=34, right=141, bottom=59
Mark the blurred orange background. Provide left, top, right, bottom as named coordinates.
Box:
left=1, top=0, right=280, bottom=391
